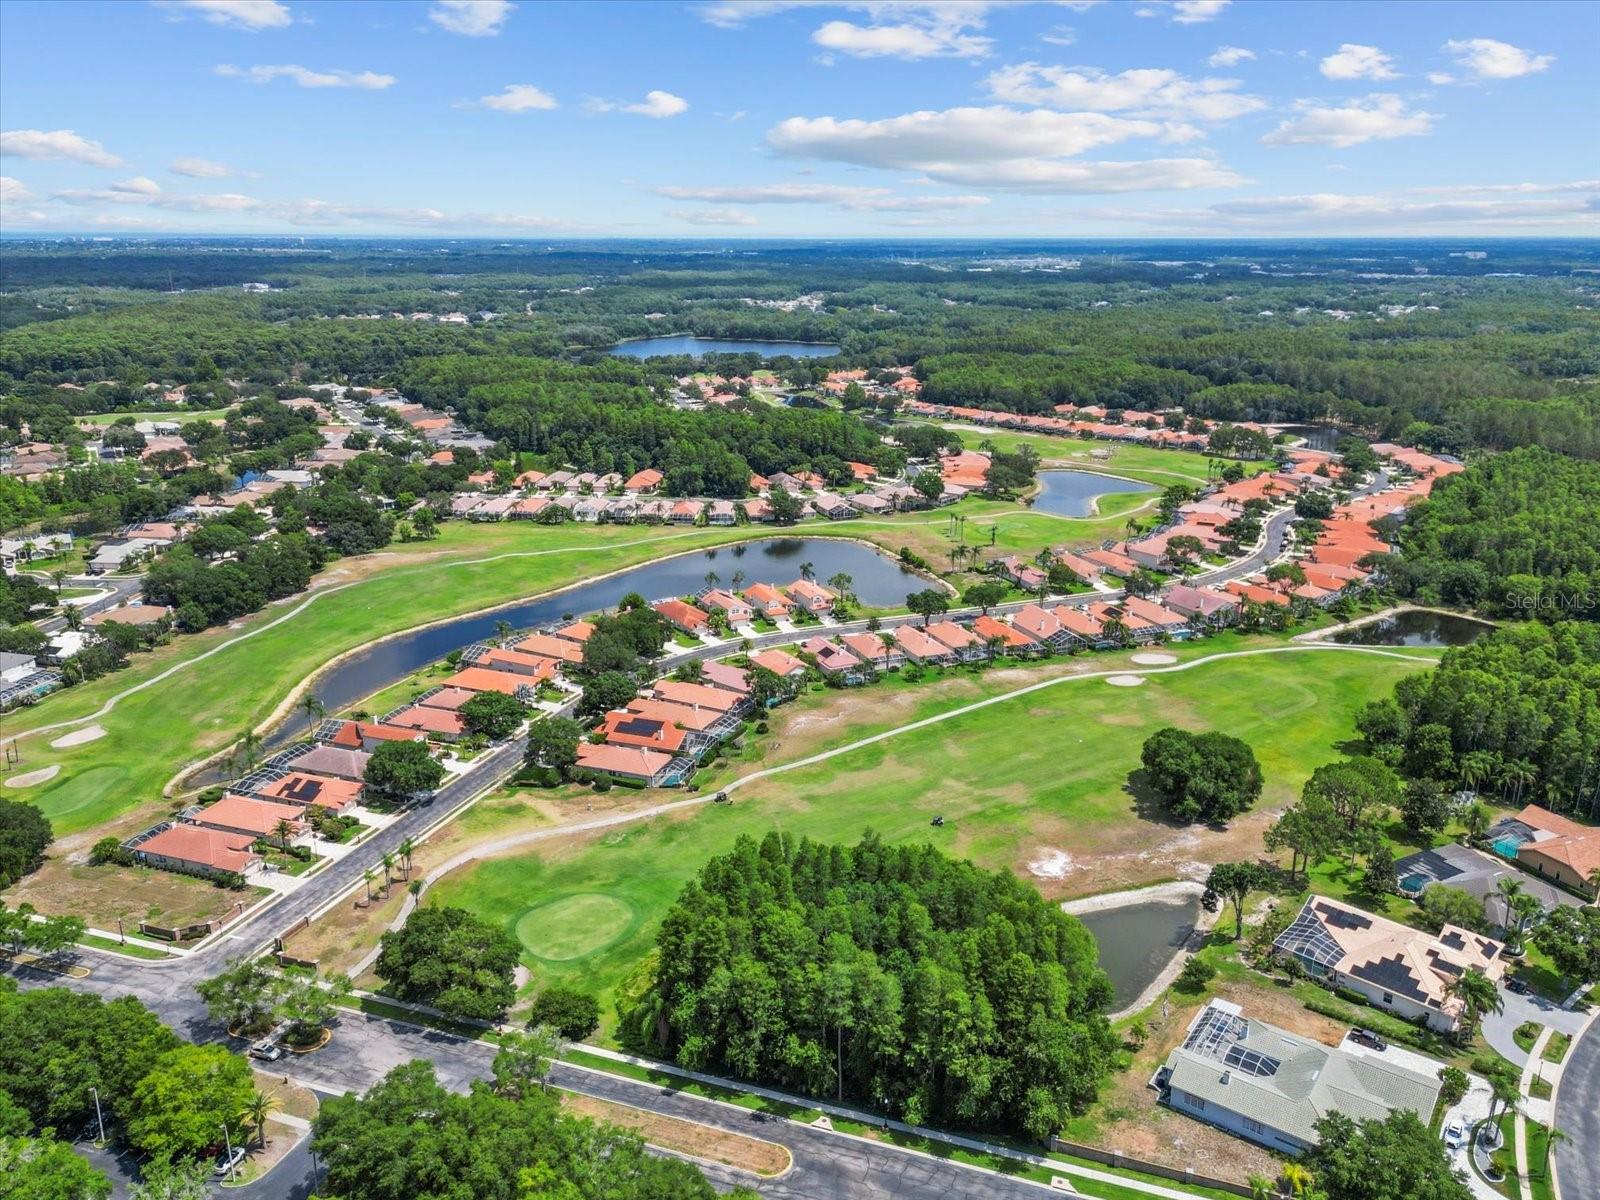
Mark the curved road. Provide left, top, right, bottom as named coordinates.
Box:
left=1553, top=1013, right=1599, bottom=1200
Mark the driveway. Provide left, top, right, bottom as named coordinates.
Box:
left=1479, top=986, right=1588, bottom=1067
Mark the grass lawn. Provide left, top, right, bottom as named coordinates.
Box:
left=935, top=427, right=1273, bottom=487
left=430, top=641, right=1433, bottom=1038
left=1541, top=1031, right=1571, bottom=1064
left=77, top=407, right=232, bottom=425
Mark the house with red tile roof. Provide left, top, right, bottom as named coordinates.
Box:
left=474, top=647, right=560, bottom=682
left=623, top=468, right=663, bottom=493
left=1504, top=805, right=1600, bottom=898
left=191, top=794, right=306, bottom=842
left=1011, top=603, right=1071, bottom=651
left=1054, top=604, right=1108, bottom=648
left=742, top=582, right=791, bottom=618
left=785, top=579, right=836, bottom=614
left=595, top=710, right=687, bottom=754
left=418, top=686, right=478, bottom=711
left=699, top=661, right=751, bottom=694
left=440, top=666, right=533, bottom=697
left=972, top=614, right=1038, bottom=655
left=652, top=678, right=745, bottom=713
left=1162, top=584, right=1241, bottom=626
left=1224, top=580, right=1292, bottom=608
left=847, top=461, right=878, bottom=482
left=925, top=620, right=986, bottom=661
left=552, top=620, right=595, bottom=644
left=625, top=696, right=723, bottom=733
left=384, top=704, right=468, bottom=741
left=742, top=497, right=774, bottom=522
left=1122, top=596, right=1192, bottom=636
left=512, top=633, right=584, bottom=663
left=669, top=500, right=703, bottom=525
left=800, top=636, right=867, bottom=680
left=995, top=555, right=1047, bottom=592
left=254, top=772, right=362, bottom=811
left=575, top=741, right=675, bottom=786
left=328, top=720, right=427, bottom=752
left=699, top=589, right=753, bottom=624
left=652, top=598, right=711, bottom=635
left=892, top=623, right=955, bottom=664
left=1051, top=551, right=1103, bottom=586
left=750, top=648, right=809, bottom=680
left=133, top=824, right=261, bottom=879
left=1082, top=547, right=1140, bottom=579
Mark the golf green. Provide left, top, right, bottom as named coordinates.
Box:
left=514, top=893, right=634, bottom=961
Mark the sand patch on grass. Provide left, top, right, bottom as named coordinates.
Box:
left=1130, top=652, right=1178, bottom=665
left=50, top=724, right=106, bottom=748
left=1106, top=674, right=1147, bottom=687
left=5, top=765, right=61, bottom=787
left=1028, top=849, right=1074, bottom=880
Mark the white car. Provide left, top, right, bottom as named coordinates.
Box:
left=1443, top=1121, right=1467, bottom=1150
left=214, top=1145, right=247, bottom=1177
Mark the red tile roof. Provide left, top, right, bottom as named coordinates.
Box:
left=137, top=824, right=259, bottom=874
left=441, top=666, right=530, bottom=695
left=192, top=794, right=306, bottom=838
left=575, top=741, right=672, bottom=780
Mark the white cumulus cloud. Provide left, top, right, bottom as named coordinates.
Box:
left=152, top=0, right=292, bottom=31
left=813, top=18, right=989, bottom=59
left=0, top=176, right=35, bottom=204
left=479, top=84, right=558, bottom=113
left=1444, top=38, right=1553, bottom=80
left=1261, top=94, right=1433, bottom=148
left=0, top=129, right=123, bottom=167
left=428, top=0, right=513, bottom=37
left=169, top=156, right=235, bottom=178
left=1319, top=43, right=1398, bottom=81
left=985, top=64, right=1266, bottom=123
left=1138, top=1, right=1229, bottom=24
left=214, top=63, right=395, bottom=88
left=767, top=105, right=1244, bottom=193
left=1208, top=46, right=1254, bottom=67
left=590, top=90, right=688, bottom=118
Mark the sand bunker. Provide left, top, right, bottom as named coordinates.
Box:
left=1028, top=849, right=1075, bottom=880
left=1106, top=674, right=1147, bottom=687
left=1130, top=652, right=1178, bottom=665
left=50, top=724, right=106, bottom=748
left=5, top=765, right=61, bottom=787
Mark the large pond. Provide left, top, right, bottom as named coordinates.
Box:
left=275, top=537, right=919, bottom=735
left=1077, top=895, right=1201, bottom=1011
left=609, top=335, right=841, bottom=359
left=1332, top=610, right=1494, bottom=648
left=1031, top=469, right=1155, bottom=517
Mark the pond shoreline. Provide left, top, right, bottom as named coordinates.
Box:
left=1293, top=604, right=1497, bottom=643
left=1064, top=881, right=1216, bottom=1019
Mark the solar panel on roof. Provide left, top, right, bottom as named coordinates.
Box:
left=1352, top=954, right=1429, bottom=1002
left=1318, top=904, right=1373, bottom=931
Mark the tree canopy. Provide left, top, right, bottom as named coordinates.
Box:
left=627, top=831, right=1116, bottom=1140
left=375, top=905, right=521, bottom=1021
left=1139, top=727, right=1263, bottom=824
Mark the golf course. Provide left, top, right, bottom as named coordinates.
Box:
left=426, top=639, right=1440, bottom=1036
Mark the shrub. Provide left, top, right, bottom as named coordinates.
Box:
left=89, top=836, right=132, bottom=867
left=528, top=987, right=601, bottom=1041
left=1175, top=957, right=1216, bottom=993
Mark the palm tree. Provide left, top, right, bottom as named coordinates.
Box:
left=1459, top=750, right=1495, bottom=795
left=1464, top=801, right=1491, bottom=844
left=272, top=818, right=294, bottom=851
left=828, top=572, right=854, bottom=606
left=361, top=867, right=375, bottom=905
left=1280, top=1163, right=1313, bottom=1198
left=1510, top=893, right=1541, bottom=945
left=241, top=1088, right=279, bottom=1150
left=408, top=878, right=423, bottom=900
left=703, top=570, right=720, bottom=590
left=1499, top=759, right=1538, bottom=805
left=299, top=694, right=326, bottom=740
left=1495, top=877, right=1525, bottom=933
left=494, top=619, right=514, bottom=647
left=1587, top=865, right=1600, bottom=898
left=1248, top=1175, right=1274, bottom=1200
left=878, top=632, right=895, bottom=671
left=799, top=560, right=815, bottom=582
left=1543, top=1126, right=1567, bottom=1174
left=1487, top=1072, right=1519, bottom=1124
left=63, top=603, right=83, bottom=632
left=1445, top=967, right=1504, bottom=1040
left=234, top=729, right=263, bottom=774
left=380, top=852, right=395, bottom=891
left=49, top=568, right=67, bottom=597
left=398, top=836, right=416, bottom=878
left=730, top=569, right=745, bottom=592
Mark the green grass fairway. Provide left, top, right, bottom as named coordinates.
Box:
left=431, top=644, right=1435, bottom=1034
left=935, top=427, right=1273, bottom=488
left=515, top=893, right=635, bottom=961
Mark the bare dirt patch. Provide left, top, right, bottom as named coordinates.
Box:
left=560, top=1091, right=791, bottom=1177
left=4, top=859, right=245, bottom=930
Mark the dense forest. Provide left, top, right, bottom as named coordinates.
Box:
left=1387, top=448, right=1600, bottom=620
left=3, top=238, right=1595, bottom=460
left=1359, top=622, right=1600, bottom=819
left=628, top=831, right=1116, bottom=1140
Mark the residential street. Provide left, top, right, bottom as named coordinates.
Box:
left=1552, top=1012, right=1600, bottom=1200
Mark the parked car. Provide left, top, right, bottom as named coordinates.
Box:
left=249, top=1039, right=283, bottom=1062
left=930, top=816, right=945, bottom=827
left=1507, top=977, right=1531, bottom=996
left=214, top=1146, right=247, bottom=1177
left=1349, top=1028, right=1387, bottom=1051
left=1443, top=1121, right=1467, bottom=1150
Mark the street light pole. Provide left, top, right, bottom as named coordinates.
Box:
left=221, top=1122, right=237, bottom=1182
left=90, top=1085, right=105, bottom=1145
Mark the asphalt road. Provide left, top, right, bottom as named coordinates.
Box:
left=1552, top=1014, right=1599, bottom=1200
left=29, top=570, right=146, bottom=633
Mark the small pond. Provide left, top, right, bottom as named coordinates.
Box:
left=1331, top=610, right=1494, bottom=648
left=1276, top=424, right=1343, bottom=452
left=1077, top=895, right=1201, bottom=1011
left=265, top=537, right=919, bottom=743
left=1031, top=469, right=1155, bottom=518
left=609, top=335, right=841, bottom=359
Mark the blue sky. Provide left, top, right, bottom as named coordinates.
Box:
left=1, top=0, right=1594, bottom=237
